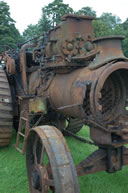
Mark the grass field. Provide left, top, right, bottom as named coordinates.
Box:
left=1, top=126, right=128, bottom=193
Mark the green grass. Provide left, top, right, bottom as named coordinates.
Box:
left=1, top=127, right=128, bottom=193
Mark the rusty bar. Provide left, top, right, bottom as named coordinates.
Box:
left=20, top=43, right=34, bottom=94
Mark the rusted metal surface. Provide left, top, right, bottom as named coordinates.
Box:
left=76, top=147, right=128, bottom=176
left=89, top=36, right=128, bottom=70
left=0, top=68, right=13, bottom=146
left=48, top=61, right=128, bottom=126
left=1, top=13, right=128, bottom=192
left=44, top=14, right=96, bottom=72
left=28, top=70, right=40, bottom=94
left=20, top=43, right=35, bottom=94
left=76, top=149, right=107, bottom=176
left=5, top=52, right=16, bottom=75
left=29, top=97, right=47, bottom=114
left=26, top=126, right=80, bottom=193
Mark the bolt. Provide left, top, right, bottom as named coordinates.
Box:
left=67, top=43, right=73, bottom=51
left=85, top=41, right=94, bottom=52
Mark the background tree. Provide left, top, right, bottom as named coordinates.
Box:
left=22, top=24, right=40, bottom=41
left=77, top=7, right=96, bottom=17
left=100, top=13, right=121, bottom=29
left=93, top=19, right=112, bottom=37
left=38, top=8, right=52, bottom=33
left=40, top=0, right=74, bottom=27
left=120, top=18, right=128, bottom=57
left=93, top=13, right=128, bottom=57
left=93, top=13, right=122, bottom=37
left=22, top=0, right=74, bottom=40
left=0, top=1, right=22, bottom=51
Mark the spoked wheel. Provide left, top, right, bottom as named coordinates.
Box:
left=26, top=125, right=80, bottom=193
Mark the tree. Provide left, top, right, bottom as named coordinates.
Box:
left=22, top=24, right=41, bottom=41
left=77, top=7, right=96, bottom=17
left=120, top=18, right=128, bottom=57
left=42, top=0, right=74, bottom=27
left=93, top=14, right=128, bottom=57
left=100, top=13, right=121, bottom=29
left=38, top=8, right=52, bottom=33
left=22, top=0, right=74, bottom=40
left=93, top=19, right=112, bottom=37
left=0, top=1, right=22, bottom=51
left=93, top=13, right=122, bottom=37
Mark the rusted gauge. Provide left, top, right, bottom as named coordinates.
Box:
left=26, top=125, right=80, bottom=193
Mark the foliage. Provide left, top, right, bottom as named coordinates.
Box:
left=42, top=0, right=74, bottom=27
left=38, top=8, right=52, bottom=33
left=23, top=8, right=52, bottom=41
left=76, top=6, right=96, bottom=17
left=100, top=12, right=121, bottom=29
left=92, top=13, right=128, bottom=57
left=0, top=1, right=22, bottom=51
left=93, top=12, right=122, bottom=37
left=122, top=38, right=128, bottom=57
left=22, top=24, right=40, bottom=41
left=22, top=0, right=74, bottom=41
left=93, top=19, right=112, bottom=37
left=121, top=18, right=128, bottom=57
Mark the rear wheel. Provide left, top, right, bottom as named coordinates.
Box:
left=0, top=68, right=13, bottom=147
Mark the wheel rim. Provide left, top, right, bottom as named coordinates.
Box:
left=26, top=125, right=80, bottom=193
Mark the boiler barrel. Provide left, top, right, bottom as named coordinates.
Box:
left=48, top=61, right=128, bottom=122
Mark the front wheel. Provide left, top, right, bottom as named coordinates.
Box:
left=26, top=125, right=80, bottom=193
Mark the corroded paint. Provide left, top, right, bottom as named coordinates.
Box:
left=29, top=97, right=47, bottom=113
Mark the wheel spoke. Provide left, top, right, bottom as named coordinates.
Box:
left=39, top=144, right=45, bottom=164
left=33, top=134, right=38, bottom=165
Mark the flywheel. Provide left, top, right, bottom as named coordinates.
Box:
left=0, top=68, right=13, bottom=147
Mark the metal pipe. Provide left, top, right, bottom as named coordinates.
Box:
left=20, top=43, right=34, bottom=94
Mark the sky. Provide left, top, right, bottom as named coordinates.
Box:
left=3, top=0, right=128, bottom=34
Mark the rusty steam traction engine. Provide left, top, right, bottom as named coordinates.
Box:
left=1, top=14, right=128, bottom=192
